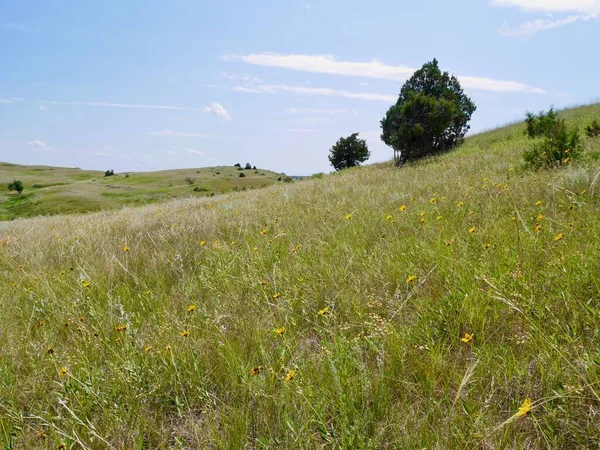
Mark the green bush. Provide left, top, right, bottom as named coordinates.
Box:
left=104, top=169, right=115, bottom=177
left=524, top=108, right=559, bottom=138
left=523, top=113, right=583, bottom=169
left=239, top=172, right=246, bottom=178
left=7, top=180, right=24, bottom=194
left=585, top=119, right=600, bottom=138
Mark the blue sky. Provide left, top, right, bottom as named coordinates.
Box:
left=1, top=0, right=599, bottom=175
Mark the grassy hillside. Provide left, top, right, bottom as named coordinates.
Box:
left=1, top=105, right=600, bottom=449
left=0, top=164, right=282, bottom=220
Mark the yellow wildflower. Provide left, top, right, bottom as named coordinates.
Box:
left=445, top=240, right=452, bottom=246
left=429, top=197, right=436, bottom=203
left=250, top=366, right=262, bottom=376
left=456, top=202, right=464, bottom=207
left=274, top=327, right=285, bottom=335
left=554, top=233, right=564, bottom=242
left=468, top=226, right=476, bottom=233
left=58, top=270, right=66, bottom=276
left=461, top=333, right=473, bottom=343
left=123, top=245, right=130, bottom=252
left=115, top=325, right=127, bottom=332
left=144, top=345, right=152, bottom=352
left=81, top=280, right=91, bottom=288
left=399, top=205, right=407, bottom=211
left=534, top=223, right=542, bottom=233
left=345, top=213, right=352, bottom=220
left=272, top=293, right=281, bottom=299
left=482, top=243, right=491, bottom=249
left=537, top=215, right=544, bottom=221
left=59, top=367, right=68, bottom=378
left=180, top=330, right=190, bottom=337
left=535, top=200, right=542, bottom=206
left=317, top=307, right=329, bottom=316
left=187, top=304, right=197, bottom=312
left=386, top=215, right=393, bottom=221
left=517, top=398, right=532, bottom=417
left=436, top=215, right=442, bottom=220
left=36, top=320, right=45, bottom=329
left=284, top=369, right=296, bottom=382
left=406, top=275, right=416, bottom=283
left=199, top=240, right=206, bottom=246
left=260, top=229, right=267, bottom=235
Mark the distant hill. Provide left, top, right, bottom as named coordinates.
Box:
left=0, top=164, right=282, bottom=220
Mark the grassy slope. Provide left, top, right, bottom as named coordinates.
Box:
left=0, top=164, right=281, bottom=220
left=1, top=105, right=599, bottom=449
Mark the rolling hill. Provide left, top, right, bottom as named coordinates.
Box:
left=0, top=164, right=283, bottom=220
left=0, top=104, right=599, bottom=448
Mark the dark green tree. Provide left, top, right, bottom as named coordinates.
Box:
left=381, top=59, right=476, bottom=166
left=328, top=133, right=370, bottom=171
left=8, top=180, right=24, bottom=194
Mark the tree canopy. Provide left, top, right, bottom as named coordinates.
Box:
left=8, top=180, right=24, bottom=194
left=381, top=59, right=476, bottom=166
left=328, top=133, right=370, bottom=171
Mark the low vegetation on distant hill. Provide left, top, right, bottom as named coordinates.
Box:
left=0, top=104, right=599, bottom=448
left=0, top=165, right=282, bottom=220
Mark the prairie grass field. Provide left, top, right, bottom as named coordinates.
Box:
left=1, top=104, right=600, bottom=448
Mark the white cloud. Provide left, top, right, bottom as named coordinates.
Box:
left=492, top=0, right=600, bottom=15
left=150, top=130, right=215, bottom=138
left=27, top=139, right=56, bottom=152
left=28, top=139, right=48, bottom=148
left=0, top=97, right=25, bottom=104
left=224, top=53, right=544, bottom=93
left=284, top=129, right=319, bottom=133
left=91, top=151, right=111, bottom=157
left=285, top=107, right=359, bottom=115
left=493, top=0, right=599, bottom=36
left=202, top=102, right=232, bottom=120
left=46, top=100, right=232, bottom=118
left=165, top=150, right=179, bottom=155
left=183, top=148, right=205, bottom=155
left=498, top=15, right=581, bottom=36
left=1, top=23, right=38, bottom=32
left=220, top=72, right=263, bottom=84
left=234, top=84, right=397, bottom=102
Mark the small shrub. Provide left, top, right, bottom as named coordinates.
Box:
left=193, top=186, right=209, bottom=192
left=125, top=173, right=130, bottom=178
left=244, top=163, right=252, bottom=170
left=524, top=108, right=559, bottom=138
left=277, top=176, right=282, bottom=181
left=239, top=172, right=246, bottom=178
left=215, top=171, right=220, bottom=175
left=252, top=165, right=257, bottom=170
left=32, top=184, right=44, bottom=189
left=585, top=119, right=600, bottom=138
left=185, top=177, right=194, bottom=185
left=104, top=169, right=115, bottom=177
left=234, top=163, right=241, bottom=168
left=523, top=114, right=583, bottom=169
left=7, top=180, right=24, bottom=194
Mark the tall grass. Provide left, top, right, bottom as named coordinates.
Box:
left=1, top=105, right=600, bottom=448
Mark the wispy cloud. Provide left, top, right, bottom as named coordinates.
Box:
left=234, top=84, right=397, bottom=102
left=498, top=15, right=581, bottom=36
left=0, top=97, right=25, bottom=104
left=150, top=130, right=216, bottom=138
left=493, top=0, right=599, bottom=36
left=27, top=139, right=56, bottom=152
left=284, top=129, right=319, bottom=133
left=285, top=107, right=359, bottom=115
left=202, top=102, right=232, bottom=120
left=45, top=100, right=232, bottom=119
left=224, top=53, right=544, bottom=93
left=492, top=0, right=600, bottom=15
left=220, top=72, right=263, bottom=84
left=1, top=23, right=39, bottom=32
left=183, top=148, right=205, bottom=155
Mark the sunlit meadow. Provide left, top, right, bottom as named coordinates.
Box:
left=1, top=104, right=600, bottom=448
